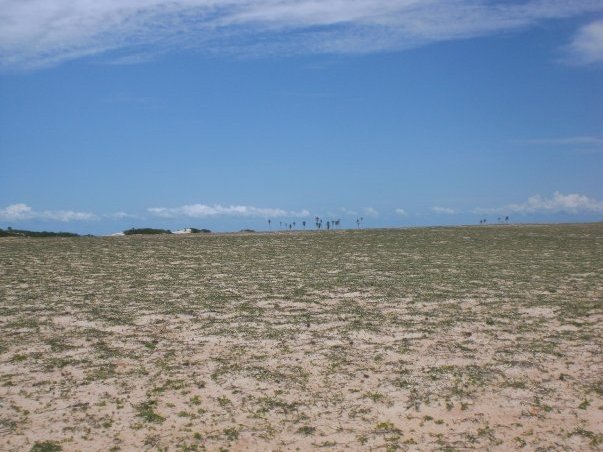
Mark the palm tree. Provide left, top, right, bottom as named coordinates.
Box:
left=292, top=221, right=296, bottom=230
left=268, top=219, right=271, bottom=230
left=302, top=220, right=306, bottom=230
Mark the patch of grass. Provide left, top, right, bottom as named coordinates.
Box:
left=364, top=391, right=386, bottom=402
left=223, top=427, right=239, bottom=441
left=43, top=356, right=77, bottom=370
left=217, top=395, right=231, bottom=407
left=101, top=418, right=113, bottom=428
left=150, top=379, right=185, bottom=394
left=46, top=337, right=72, bottom=352
left=7, top=317, right=39, bottom=330
left=568, top=428, right=603, bottom=447
left=10, top=354, right=28, bottom=363
left=505, top=380, right=527, bottom=389
left=30, top=441, right=62, bottom=452
left=375, top=421, right=401, bottom=434
left=315, top=440, right=337, bottom=447
left=297, top=426, right=316, bottom=435
left=256, top=396, right=298, bottom=414
left=85, top=363, right=116, bottom=381
left=0, top=417, right=17, bottom=432
left=135, top=400, right=165, bottom=423
left=142, top=340, right=158, bottom=350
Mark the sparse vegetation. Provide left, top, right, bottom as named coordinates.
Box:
left=30, top=441, right=62, bottom=452
left=135, top=400, right=165, bottom=423
left=1, top=223, right=601, bottom=450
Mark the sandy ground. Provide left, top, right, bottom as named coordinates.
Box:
left=0, top=224, right=602, bottom=451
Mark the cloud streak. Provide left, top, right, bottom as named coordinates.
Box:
left=339, top=207, right=358, bottom=216
left=564, top=20, right=603, bottom=64
left=1, top=0, right=601, bottom=69
left=148, top=204, right=310, bottom=218
left=0, top=203, right=96, bottom=222
left=475, top=192, right=603, bottom=215
left=432, top=206, right=455, bottom=215
left=363, top=207, right=379, bottom=217
left=106, top=211, right=140, bottom=220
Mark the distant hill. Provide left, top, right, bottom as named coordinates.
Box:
left=0, top=228, right=80, bottom=238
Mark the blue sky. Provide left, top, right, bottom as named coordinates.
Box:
left=1, top=0, right=602, bottom=234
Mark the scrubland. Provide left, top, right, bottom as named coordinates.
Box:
left=1, top=224, right=602, bottom=450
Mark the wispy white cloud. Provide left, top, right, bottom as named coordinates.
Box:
left=363, top=207, right=379, bottom=217
left=288, top=209, right=312, bottom=218
left=339, top=207, right=358, bottom=216
left=563, top=20, right=603, bottom=65
left=0, top=203, right=32, bottom=221
left=148, top=204, right=309, bottom=218
left=1, top=0, right=601, bottom=69
left=106, top=211, right=140, bottom=219
left=474, top=192, right=603, bottom=215
left=102, top=51, right=162, bottom=66
left=0, top=203, right=96, bottom=221
left=432, top=206, right=455, bottom=215
left=395, top=208, right=407, bottom=216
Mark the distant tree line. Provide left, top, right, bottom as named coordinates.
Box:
left=122, top=227, right=211, bottom=235
left=189, top=228, right=211, bottom=234
left=0, top=227, right=80, bottom=237
left=123, top=228, right=172, bottom=235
